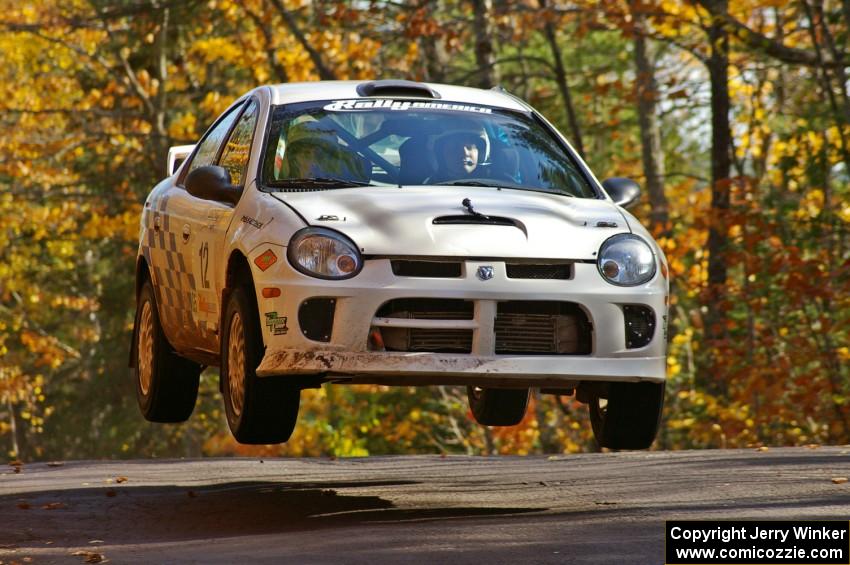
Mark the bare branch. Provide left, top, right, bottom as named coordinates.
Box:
left=696, top=0, right=847, bottom=67
left=267, top=0, right=337, bottom=80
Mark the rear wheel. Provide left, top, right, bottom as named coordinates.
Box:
left=467, top=386, right=530, bottom=426
left=221, top=284, right=300, bottom=444
left=589, top=382, right=665, bottom=450
left=132, top=279, right=201, bottom=423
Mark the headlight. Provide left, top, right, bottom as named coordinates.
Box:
left=287, top=227, right=362, bottom=280
left=597, top=234, right=656, bottom=286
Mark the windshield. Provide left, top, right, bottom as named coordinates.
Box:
left=261, top=99, right=597, bottom=198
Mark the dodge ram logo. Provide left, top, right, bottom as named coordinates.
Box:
left=477, top=266, right=494, bottom=281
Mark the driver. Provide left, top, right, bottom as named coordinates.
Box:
left=433, top=129, right=488, bottom=180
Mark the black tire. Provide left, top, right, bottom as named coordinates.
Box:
left=467, top=386, right=530, bottom=426
left=589, top=381, right=665, bottom=450
left=131, top=279, right=201, bottom=423
left=221, top=284, right=300, bottom=444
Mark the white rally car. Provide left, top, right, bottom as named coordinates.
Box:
left=130, top=80, right=668, bottom=449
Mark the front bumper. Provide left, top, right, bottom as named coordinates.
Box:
left=256, top=349, right=665, bottom=388
left=249, top=246, right=668, bottom=387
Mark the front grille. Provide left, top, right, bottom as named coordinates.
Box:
left=375, top=298, right=473, bottom=353
left=495, top=301, right=591, bottom=355
left=375, top=298, right=473, bottom=320
left=406, top=329, right=472, bottom=353
left=506, top=263, right=572, bottom=280
left=391, top=260, right=462, bottom=278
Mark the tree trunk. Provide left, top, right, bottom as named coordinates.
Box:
left=7, top=398, right=20, bottom=459
left=153, top=5, right=170, bottom=172
left=632, top=6, right=669, bottom=234
left=471, top=0, right=498, bottom=88
left=703, top=0, right=732, bottom=393
left=420, top=0, right=448, bottom=82
left=539, top=0, right=585, bottom=157
left=802, top=0, right=850, bottom=172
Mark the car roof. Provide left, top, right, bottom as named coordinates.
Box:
left=265, top=80, right=530, bottom=112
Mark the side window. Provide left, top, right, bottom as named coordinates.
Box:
left=218, top=100, right=259, bottom=186
left=185, top=103, right=243, bottom=176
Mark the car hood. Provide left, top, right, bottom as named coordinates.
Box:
left=270, top=186, right=629, bottom=259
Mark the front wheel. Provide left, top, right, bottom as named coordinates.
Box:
left=467, top=386, right=530, bottom=426
left=589, top=381, right=665, bottom=450
left=132, top=279, right=201, bottom=423
left=221, top=284, right=300, bottom=444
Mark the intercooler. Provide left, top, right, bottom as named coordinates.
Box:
left=370, top=299, right=591, bottom=355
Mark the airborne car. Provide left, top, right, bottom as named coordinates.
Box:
left=130, top=80, right=668, bottom=449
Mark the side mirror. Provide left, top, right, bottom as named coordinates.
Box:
left=602, top=177, right=641, bottom=209
left=185, top=165, right=242, bottom=205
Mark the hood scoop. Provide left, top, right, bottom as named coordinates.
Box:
left=433, top=214, right=523, bottom=228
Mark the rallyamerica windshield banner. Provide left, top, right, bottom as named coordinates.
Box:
left=666, top=521, right=849, bottom=565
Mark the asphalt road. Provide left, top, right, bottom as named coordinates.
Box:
left=1, top=447, right=849, bottom=564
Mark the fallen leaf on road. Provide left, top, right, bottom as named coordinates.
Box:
left=115, top=477, right=127, bottom=484
left=16, top=502, right=30, bottom=510
left=71, top=550, right=106, bottom=563
left=41, top=502, right=66, bottom=510
left=831, top=477, right=848, bottom=484
left=105, top=490, right=116, bottom=497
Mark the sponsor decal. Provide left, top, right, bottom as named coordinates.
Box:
left=254, top=249, right=277, bottom=271
left=241, top=215, right=264, bottom=229
left=204, top=208, right=227, bottom=230
left=323, top=99, right=493, bottom=114
left=264, top=312, right=288, bottom=335
left=190, top=291, right=217, bottom=315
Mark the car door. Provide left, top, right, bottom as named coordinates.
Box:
left=192, top=98, right=260, bottom=351
left=151, top=101, right=247, bottom=356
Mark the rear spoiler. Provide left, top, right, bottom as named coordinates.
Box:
left=167, top=145, right=195, bottom=176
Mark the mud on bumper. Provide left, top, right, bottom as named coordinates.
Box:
left=256, top=348, right=666, bottom=388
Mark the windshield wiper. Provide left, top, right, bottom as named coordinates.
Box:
left=434, top=180, right=575, bottom=196
left=267, top=177, right=374, bottom=189
left=435, top=180, right=510, bottom=188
